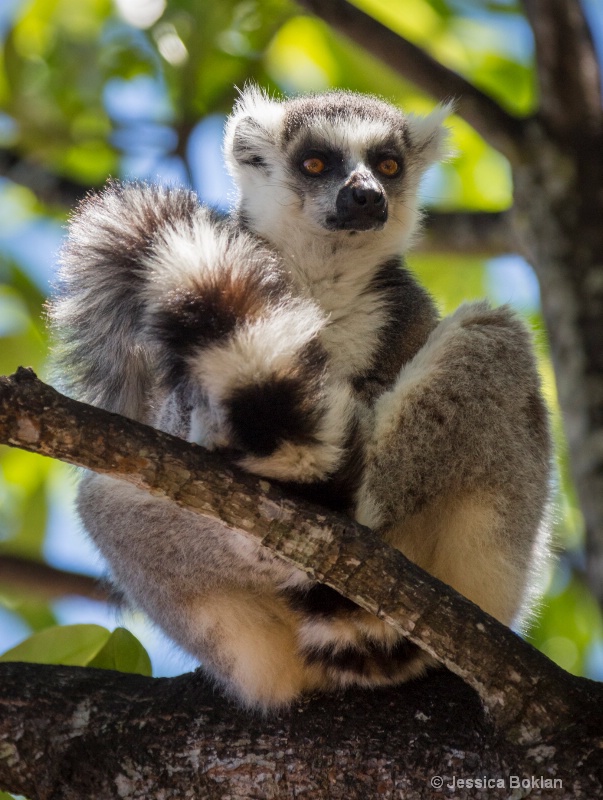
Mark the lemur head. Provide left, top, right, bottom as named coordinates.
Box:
left=224, top=86, right=449, bottom=254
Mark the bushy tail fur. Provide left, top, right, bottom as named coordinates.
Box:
left=49, top=182, right=202, bottom=420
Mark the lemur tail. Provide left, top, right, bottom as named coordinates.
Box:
left=48, top=182, right=201, bottom=421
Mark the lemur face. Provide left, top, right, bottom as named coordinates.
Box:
left=224, top=87, right=449, bottom=246
left=284, top=118, right=402, bottom=233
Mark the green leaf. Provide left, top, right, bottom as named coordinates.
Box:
left=0, top=624, right=152, bottom=676
left=88, top=626, right=152, bottom=676
left=0, top=623, right=110, bottom=666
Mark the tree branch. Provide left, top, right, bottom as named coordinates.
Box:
left=417, top=210, right=514, bottom=256
left=0, top=368, right=600, bottom=742
left=0, top=554, right=109, bottom=602
left=1, top=662, right=602, bottom=800
left=294, top=0, right=526, bottom=162
left=522, top=0, right=603, bottom=137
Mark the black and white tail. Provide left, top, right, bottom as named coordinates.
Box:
left=50, top=182, right=200, bottom=421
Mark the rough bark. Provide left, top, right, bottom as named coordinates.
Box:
left=521, top=0, right=602, bottom=136
left=0, top=369, right=602, bottom=797
left=1, top=368, right=602, bottom=798
left=2, top=3, right=603, bottom=795
left=1, top=663, right=602, bottom=800
left=513, top=118, right=603, bottom=606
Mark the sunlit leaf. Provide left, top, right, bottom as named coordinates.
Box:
left=266, top=16, right=340, bottom=90
left=267, top=13, right=420, bottom=100
left=57, top=140, right=118, bottom=183
left=0, top=623, right=111, bottom=665
left=351, top=0, right=535, bottom=114
left=0, top=285, right=29, bottom=336
left=351, top=0, right=444, bottom=44
left=88, top=626, right=153, bottom=676
left=443, top=116, right=513, bottom=210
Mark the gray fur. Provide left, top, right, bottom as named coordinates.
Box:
left=49, top=87, right=551, bottom=708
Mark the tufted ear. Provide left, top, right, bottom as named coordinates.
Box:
left=223, top=85, right=286, bottom=174
left=405, top=102, right=454, bottom=167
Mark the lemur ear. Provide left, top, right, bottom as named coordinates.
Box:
left=223, top=85, right=285, bottom=173
left=405, top=102, right=454, bottom=167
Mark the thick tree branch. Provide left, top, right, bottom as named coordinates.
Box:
left=294, top=0, right=526, bottom=162
left=522, top=0, right=603, bottom=137
left=0, top=554, right=109, bottom=602
left=2, top=663, right=602, bottom=800
left=0, top=368, right=601, bottom=743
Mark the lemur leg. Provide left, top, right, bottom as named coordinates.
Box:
left=78, top=474, right=323, bottom=707
left=382, top=491, right=524, bottom=625
left=356, top=303, right=551, bottom=627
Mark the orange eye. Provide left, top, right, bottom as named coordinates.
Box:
left=377, top=158, right=400, bottom=177
left=302, top=157, right=326, bottom=175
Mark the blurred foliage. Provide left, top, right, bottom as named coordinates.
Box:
left=351, top=0, right=535, bottom=114
left=0, top=0, right=600, bottom=691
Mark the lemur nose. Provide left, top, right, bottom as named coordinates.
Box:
left=335, top=178, right=388, bottom=229
left=352, top=186, right=384, bottom=207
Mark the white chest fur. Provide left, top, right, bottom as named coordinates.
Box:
left=275, top=233, right=395, bottom=381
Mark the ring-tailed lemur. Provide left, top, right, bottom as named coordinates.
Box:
left=50, top=86, right=551, bottom=708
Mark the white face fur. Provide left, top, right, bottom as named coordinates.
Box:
left=223, top=86, right=450, bottom=258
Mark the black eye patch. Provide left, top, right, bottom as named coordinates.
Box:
left=290, top=141, right=345, bottom=178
